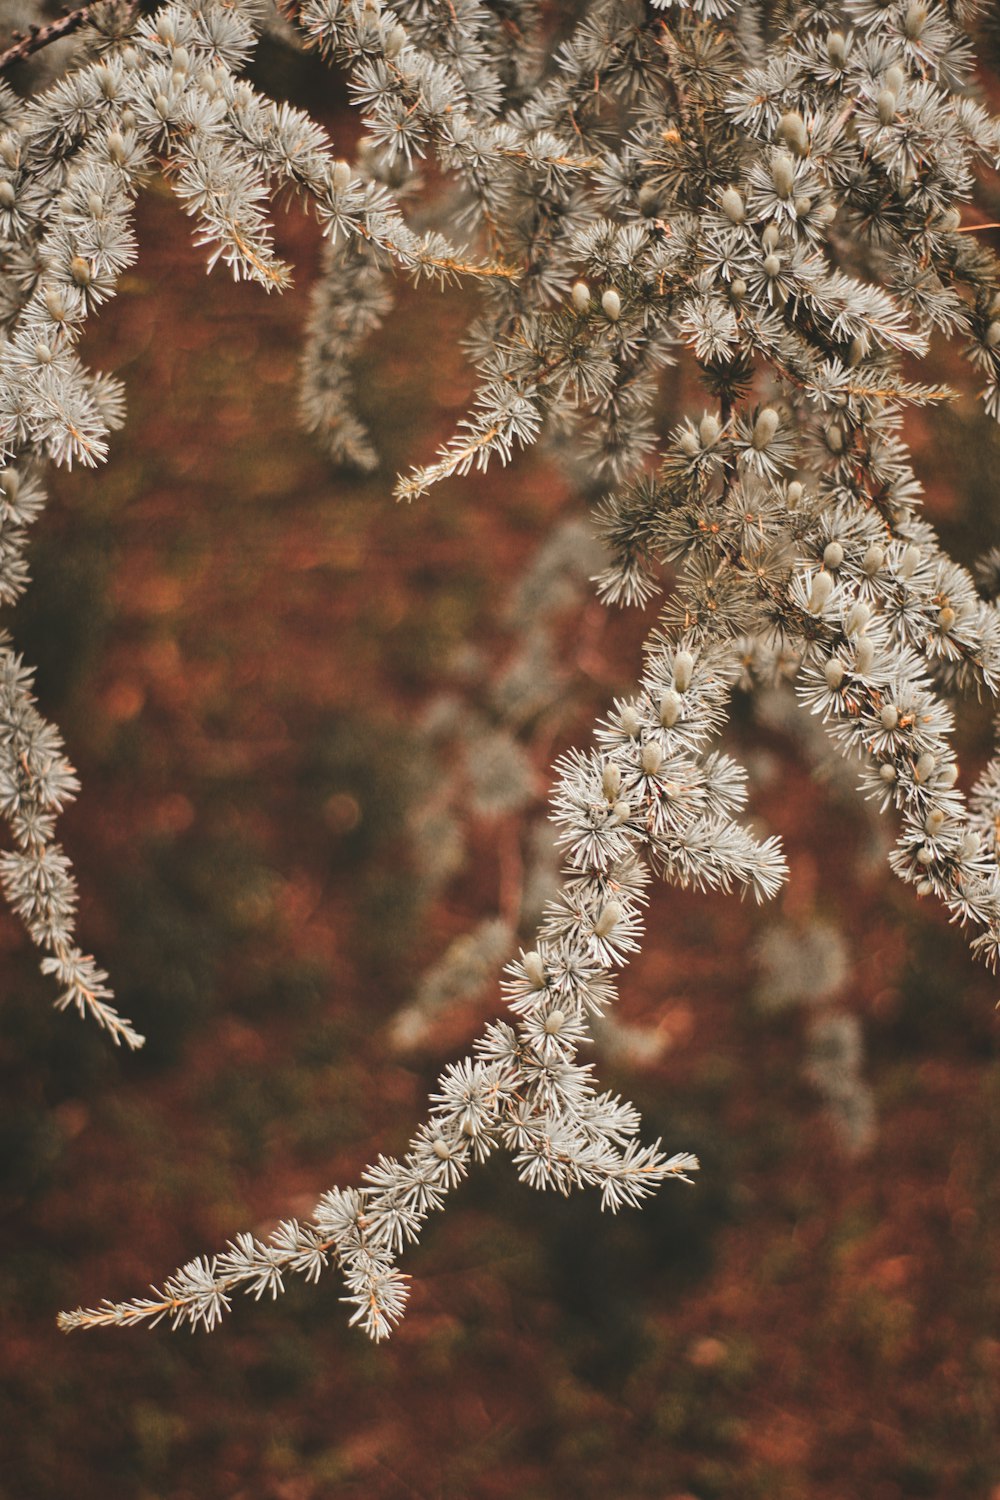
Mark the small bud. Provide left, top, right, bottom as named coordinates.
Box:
left=917, top=879, right=933, bottom=896
left=699, top=412, right=721, bottom=446
left=0, top=134, right=18, bottom=169
left=848, top=335, right=868, bottom=367
left=862, top=544, right=885, bottom=575
left=0, top=467, right=21, bottom=500
left=793, top=195, right=812, bottom=218
left=729, top=278, right=747, bottom=303
left=880, top=705, right=900, bottom=731
left=154, top=92, right=171, bottom=121
left=880, top=763, right=897, bottom=783
left=885, top=65, right=906, bottom=96
left=638, top=182, right=660, bottom=216
left=786, top=481, right=803, bottom=508
left=925, top=807, right=945, bottom=836
left=903, top=4, right=926, bottom=40
left=523, top=951, right=546, bottom=989
left=808, top=571, right=835, bottom=613
left=763, top=252, right=782, bottom=279
left=845, top=600, right=871, bottom=634
left=641, top=741, right=664, bottom=776
left=752, top=407, right=780, bottom=449
left=594, top=902, right=621, bottom=939
left=825, top=423, right=845, bottom=454
left=673, top=650, right=695, bottom=692
left=985, top=321, right=1000, bottom=349
left=544, top=1008, right=565, bottom=1034
left=916, top=845, right=935, bottom=867
left=170, top=46, right=190, bottom=74
left=601, top=288, right=621, bottom=321
left=854, top=635, right=875, bottom=675
left=571, top=279, right=590, bottom=313
left=914, top=752, right=937, bottom=783
left=899, top=544, right=921, bottom=580
left=827, top=30, right=846, bottom=67
left=659, top=689, right=681, bottom=727
left=384, top=22, right=406, bottom=56
left=939, top=762, right=959, bottom=789
left=43, top=287, right=65, bottom=321
left=679, top=429, right=700, bottom=457
left=432, top=1136, right=451, bottom=1160
left=825, top=657, right=846, bottom=690
left=877, top=89, right=898, bottom=127
left=35, top=342, right=52, bottom=365
left=762, top=223, right=780, bottom=252
left=106, top=130, right=127, bottom=164
left=612, top=800, right=632, bottom=823
left=0, top=180, right=14, bottom=209
left=771, top=150, right=795, bottom=198
left=938, top=605, right=956, bottom=633
left=823, top=540, right=844, bottom=571
left=960, top=830, right=980, bottom=860
left=721, top=187, right=745, bottom=224
left=777, top=111, right=809, bottom=156
left=602, top=762, right=622, bottom=801
left=87, top=191, right=104, bottom=218
left=619, top=705, right=641, bottom=739
left=331, top=160, right=352, bottom=192
left=70, top=255, right=91, bottom=287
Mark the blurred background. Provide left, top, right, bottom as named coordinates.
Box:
left=2, top=35, right=1000, bottom=1500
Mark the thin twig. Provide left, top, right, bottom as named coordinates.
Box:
left=0, top=4, right=97, bottom=71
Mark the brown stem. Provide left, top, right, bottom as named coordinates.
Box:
left=0, top=4, right=98, bottom=71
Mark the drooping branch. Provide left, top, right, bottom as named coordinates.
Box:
left=0, top=0, right=995, bottom=1345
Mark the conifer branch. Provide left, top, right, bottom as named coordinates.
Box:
left=0, top=0, right=995, bottom=1340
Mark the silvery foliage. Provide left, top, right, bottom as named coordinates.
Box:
left=389, top=518, right=602, bottom=1053
left=0, top=0, right=519, bottom=1050
left=0, top=0, right=990, bottom=1336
